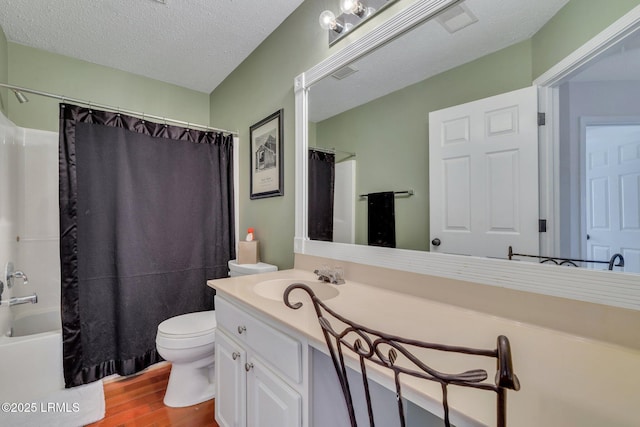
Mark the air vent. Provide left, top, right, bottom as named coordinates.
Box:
left=331, top=65, right=359, bottom=80
left=436, top=3, right=478, bottom=34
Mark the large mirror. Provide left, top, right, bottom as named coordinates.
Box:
left=295, top=0, right=640, bottom=310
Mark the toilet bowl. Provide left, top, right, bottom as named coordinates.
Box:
left=155, top=310, right=217, bottom=407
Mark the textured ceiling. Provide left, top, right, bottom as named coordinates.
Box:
left=0, top=0, right=305, bottom=93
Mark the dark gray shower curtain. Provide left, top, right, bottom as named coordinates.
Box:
left=59, top=104, right=235, bottom=388
left=308, top=149, right=335, bottom=241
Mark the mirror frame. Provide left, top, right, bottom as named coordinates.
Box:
left=294, top=0, right=640, bottom=311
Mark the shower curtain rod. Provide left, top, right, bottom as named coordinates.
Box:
left=0, top=83, right=238, bottom=136
left=309, top=146, right=356, bottom=157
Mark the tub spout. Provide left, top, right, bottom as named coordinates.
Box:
left=0, top=293, right=38, bottom=306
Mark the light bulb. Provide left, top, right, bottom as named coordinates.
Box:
left=319, top=10, right=343, bottom=33
left=319, top=10, right=337, bottom=30
left=340, top=0, right=365, bottom=16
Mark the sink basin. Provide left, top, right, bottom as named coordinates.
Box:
left=252, top=279, right=340, bottom=302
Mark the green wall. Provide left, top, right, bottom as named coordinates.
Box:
left=209, top=0, right=419, bottom=269
left=316, top=41, right=532, bottom=250
left=215, top=0, right=640, bottom=268
left=0, top=25, right=8, bottom=115
left=209, top=1, right=329, bottom=269
left=532, top=0, right=640, bottom=79
left=6, top=43, right=210, bottom=132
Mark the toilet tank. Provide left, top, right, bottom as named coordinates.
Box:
left=228, top=260, right=278, bottom=277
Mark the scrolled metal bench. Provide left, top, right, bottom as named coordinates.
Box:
left=284, top=283, right=520, bottom=427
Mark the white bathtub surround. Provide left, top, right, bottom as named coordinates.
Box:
left=0, top=112, right=22, bottom=336
left=208, top=268, right=640, bottom=427
left=0, top=308, right=105, bottom=426
left=0, top=112, right=105, bottom=425
left=15, top=127, right=61, bottom=316
left=0, top=112, right=60, bottom=320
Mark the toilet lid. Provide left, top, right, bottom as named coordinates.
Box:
left=157, top=311, right=217, bottom=338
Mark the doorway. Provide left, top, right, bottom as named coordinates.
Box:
left=582, top=122, right=640, bottom=272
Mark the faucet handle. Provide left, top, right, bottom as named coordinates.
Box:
left=332, top=266, right=344, bottom=283
left=11, top=271, right=28, bottom=286
left=5, top=262, right=28, bottom=287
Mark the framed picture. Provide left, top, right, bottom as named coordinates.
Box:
left=250, top=109, right=284, bottom=199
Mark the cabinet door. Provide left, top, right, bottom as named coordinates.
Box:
left=247, top=358, right=301, bottom=427
left=216, top=331, right=247, bottom=427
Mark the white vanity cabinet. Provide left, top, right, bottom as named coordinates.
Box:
left=215, top=295, right=306, bottom=427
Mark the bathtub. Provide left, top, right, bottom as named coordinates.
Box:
left=0, top=307, right=105, bottom=426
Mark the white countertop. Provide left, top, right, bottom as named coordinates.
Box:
left=208, top=269, right=640, bottom=427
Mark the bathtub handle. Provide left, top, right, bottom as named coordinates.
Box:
left=10, top=271, right=28, bottom=286
left=4, top=262, right=28, bottom=287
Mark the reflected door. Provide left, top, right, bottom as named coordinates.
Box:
left=429, top=86, right=539, bottom=258
left=585, top=125, right=640, bottom=272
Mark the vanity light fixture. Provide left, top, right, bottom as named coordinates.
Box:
left=320, top=0, right=398, bottom=46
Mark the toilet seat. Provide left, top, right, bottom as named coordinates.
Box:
left=156, top=311, right=217, bottom=349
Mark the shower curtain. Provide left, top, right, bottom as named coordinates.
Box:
left=59, top=104, right=235, bottom=387
left=308, top=149, right=335, bottom=241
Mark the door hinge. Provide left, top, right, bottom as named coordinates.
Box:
left=539, top=219, right=547, bottom=233
left=537, top=112, right=546, bottom=126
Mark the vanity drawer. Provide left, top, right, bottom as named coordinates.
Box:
left=216, top=296, right=302, bottom=384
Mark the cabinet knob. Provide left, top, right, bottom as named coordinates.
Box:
left=232, top=352, right=240, bottom=361
left=237, top=325, right=247, bottom=334
left=431, top=238, right=441, bottom=247
left=245, top=362, right=254, bottom=372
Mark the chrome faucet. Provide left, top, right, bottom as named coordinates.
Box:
left=1, top=293, right=38, bottom=306
left=314, top=266, right=345, bottom=285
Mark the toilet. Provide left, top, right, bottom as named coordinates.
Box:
left=155, top=260, right=277, bottom=407
left=155, top=310, right=217, bottom=407
left=227, top=259, right=278, bottom=277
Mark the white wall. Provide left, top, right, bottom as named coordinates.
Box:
left=558, top=80, right=640, bottom=258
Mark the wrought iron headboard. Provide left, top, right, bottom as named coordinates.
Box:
left=508, top=246, right=624, bottom=270
left=284, top=283, right=520, bottom=427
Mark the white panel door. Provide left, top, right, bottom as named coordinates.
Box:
left=216, top=331, right=247, bottom=427
left=585, top=125, right=640, bottom=272
left=247, top=358, right=301, bottom=427
left=429, top=86, right=539, bottom=258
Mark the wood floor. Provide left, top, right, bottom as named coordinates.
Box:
left=87, top=363, right=219, bottom=427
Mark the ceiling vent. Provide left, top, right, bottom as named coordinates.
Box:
left=332, top=65, right=359, bottom=80
left=436, top=3, right=478, bottom=34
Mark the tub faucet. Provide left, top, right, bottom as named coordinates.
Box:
left=314, top=267, right=345, bottom=285
left=0, top=293, right=38, bottom=307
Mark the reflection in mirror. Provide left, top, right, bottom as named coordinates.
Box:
left=321, top=0, right=399, bottom=46
left=307, top=0, right=640, bottom=274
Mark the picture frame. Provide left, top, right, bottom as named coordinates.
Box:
left=250, top=109, right=284, bottom=199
